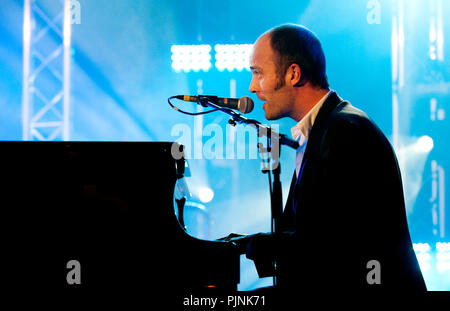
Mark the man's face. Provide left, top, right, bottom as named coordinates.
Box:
left=249, top=34, right=293, bottom=120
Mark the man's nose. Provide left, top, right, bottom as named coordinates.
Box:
left=249, top=77, right=259, bottom=93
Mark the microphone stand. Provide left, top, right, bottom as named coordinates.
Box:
left=197, top=97, right=299, bottom=288
left=196, top=96, right=299, bottom=150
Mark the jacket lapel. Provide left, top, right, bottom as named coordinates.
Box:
left=295, top=91, right=345, bottom=185
left=283, top=91, right=346, bottom=225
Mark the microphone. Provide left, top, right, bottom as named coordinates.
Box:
left=175, top=95, right=254, bottom=114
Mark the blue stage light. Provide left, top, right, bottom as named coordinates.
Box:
left=171, top=44, right=212, bottom=72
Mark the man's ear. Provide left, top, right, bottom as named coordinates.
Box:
left=287, top=63, right=302, bottom=87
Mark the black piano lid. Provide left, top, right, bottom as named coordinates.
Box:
left=0, top=141, right=240, bottom=294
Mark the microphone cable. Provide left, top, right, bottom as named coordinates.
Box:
left=168, top=95, right=221, bottom=116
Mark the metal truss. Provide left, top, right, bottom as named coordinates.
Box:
left=22, top=0, right=73, bottom=141
left=392, top=0, right=446, bottom=238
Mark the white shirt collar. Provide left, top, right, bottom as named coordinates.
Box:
left=291, top=90, right=332, bottom=142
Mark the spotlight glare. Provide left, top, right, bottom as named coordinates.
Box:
left=198, top=187, right=214, bottom=203
left=415, top=135, right=434, bottom=153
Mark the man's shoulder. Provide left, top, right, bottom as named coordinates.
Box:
left=325, top=101, right=384, bottom=135
left=329, top=101, right=371, bottom=128
left=322, top=101, right=389, bottom=147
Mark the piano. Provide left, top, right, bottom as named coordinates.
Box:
left=0, top=141, right=240, bottom=296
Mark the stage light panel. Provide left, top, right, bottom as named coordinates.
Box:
left=416, top=252, right=431, bottom=272
left=437, top=252, right=450, bottom=262
left=436, top=242, right=450, bottom=252
left=413, top=243, right=431, bottom=253
left=171, top=44, right=212, bottom=72
left=437, top=261, right=450, bottom=272
left=214, top=44, right=253, bottom=72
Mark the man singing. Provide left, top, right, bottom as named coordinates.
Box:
left=225, top=24, right=426, bottom=297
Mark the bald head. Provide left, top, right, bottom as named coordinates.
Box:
left=263, top=24, right=329, bottom=90
left=249, top=24, right=330, bottom=122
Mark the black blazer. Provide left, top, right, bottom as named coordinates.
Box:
left=246, top=91, right=426, bottom=295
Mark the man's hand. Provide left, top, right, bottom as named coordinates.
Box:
left=218, top=233, right=253, bottom=254
left=217, top=233, right=245, bottom=242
